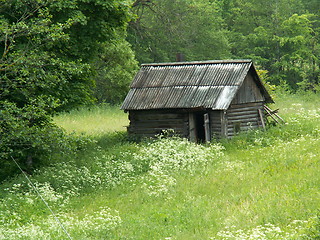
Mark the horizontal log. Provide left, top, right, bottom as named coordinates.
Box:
left=131, top=121, right=185, bottom=128
left=227, top=109, right=260, bottom=116
left=132, top=115, right=187, bottom=121
left=227, top=125, right=259, bottom=133
left=210, top=119, right=222, bottom=123
left=209, top=116, right=221, bottom=121
left=131, top=118, right=185, bottom=123
left=227, top=112, right=259, bottom=119
left=227, top=116, right=259, bottom=122
left=131, top=130, right=185, bottom=136
left=227, top=122, right=259, bottom=128
left=229, top=102, right=264, bottom=109
left=132, top=121, right=186, bottom=127
left=131, top=128, right=186, bottom=134
left=131, top=110, right=222, bottom=118
left=228, top=107, right=261, bottom=114
left=129, top=125, right=185, bottom=131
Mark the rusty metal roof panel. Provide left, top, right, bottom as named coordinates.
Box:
left=199, top=63, right=223, bottom=86
left=133, top=88, right=149, bottom=110
left=142, top=88, right=159, bottom=109
left=179, top=86, right=200, bottom=108
left=184, top=64, right=208, bottom=86
left=199, top=62, right=251, bottom=86
left=121, top=60, right=272, bottom=110
left=144, top=66, right=164, bottom=88
left=161, top=66, right=179, bottom=86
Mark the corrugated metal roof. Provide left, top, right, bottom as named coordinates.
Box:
left=121, top=60, right=272, bottom=110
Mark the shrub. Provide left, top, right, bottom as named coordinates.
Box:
left=0, top=101, right=78, bottom=182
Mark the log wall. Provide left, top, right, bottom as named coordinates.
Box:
left=128, top=110, right=189, bottom=138
left=127, top=103, right=265, bottom=140
left=226, top=102, right=265, bottom=138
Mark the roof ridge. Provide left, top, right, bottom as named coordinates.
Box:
left=141, top=59, right=252, bottom=67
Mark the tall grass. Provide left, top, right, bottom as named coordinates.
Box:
left=54, top=104, right=128, bottom=135
left=1, top=93, right=320, bottom=239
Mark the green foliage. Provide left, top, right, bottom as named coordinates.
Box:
left=93, top=39, right=138, bottom=104
left=0, top=0, right=134, bottom=110
left=276, top=14, right=319, bottom=90
left=0, top=0, right=134, bottom=180
left=0, top=100, right=76, bottom=182
left=128, top=0, right=231, bottom=63
left=128, top=0, right=320, bottom=92
left=222, top=0, right=320, bottom=91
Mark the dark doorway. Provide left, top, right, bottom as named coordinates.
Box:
left=195, top=112, right=205, bottom=142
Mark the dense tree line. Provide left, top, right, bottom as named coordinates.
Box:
left=128, top=0, right=320, bottom=91
left=1, top=0, right=319, bottom=180
left=0, top=0, right=135, bottom=180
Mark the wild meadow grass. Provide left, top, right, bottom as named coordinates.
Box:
left=1, top=93, right=320, bottom=239
left=54, top=104, right=128, bottom=135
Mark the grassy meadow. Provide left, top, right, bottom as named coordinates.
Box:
left=54, top=104, right=129, bottom=135
left=1, top=93, right=320, bottom=239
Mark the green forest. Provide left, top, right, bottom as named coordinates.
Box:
left=1, top=1, right=320, bottom=239
left=1, top=0, right=320, bottom=186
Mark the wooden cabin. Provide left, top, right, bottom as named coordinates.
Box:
left=121, top=60, right=274, bottom=142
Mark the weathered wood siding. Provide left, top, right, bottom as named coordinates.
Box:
left=226, top=102, right=265, bottom=138
left=128, top=110, right=189, bottom=138
left=224, top=73, right=266, bottom=138
left=128, top=104, right=265, bottom=140
left=209, top=110, right=224, bottom=139
left=232, top=74, right=265, bottom=104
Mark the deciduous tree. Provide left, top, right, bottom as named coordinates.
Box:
left=0, top=0, right=134, bottom=181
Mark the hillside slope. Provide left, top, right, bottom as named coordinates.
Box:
left=1, top=94, right=320, bottom=239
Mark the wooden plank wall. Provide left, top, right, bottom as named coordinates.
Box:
left=209, top=110, right=223, bottom=138
left=232, top=75, right=264, bottom=104
left=128, top=103, right=265, bottom=140
left=128, top=110, right=189, bottom=138
left=226, top=102, right=264, bottom=138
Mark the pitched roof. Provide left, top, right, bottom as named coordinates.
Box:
left=121, top=60, right=273, bottom=110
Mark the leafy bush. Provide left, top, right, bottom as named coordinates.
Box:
left=0, top=101, right=78, bottom=182
left=0, top=0, right=135, bottom=181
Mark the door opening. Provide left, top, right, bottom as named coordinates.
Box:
left=195, top=113, right=205, bottom=142
left=189, top=112, right=211, bottom=143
